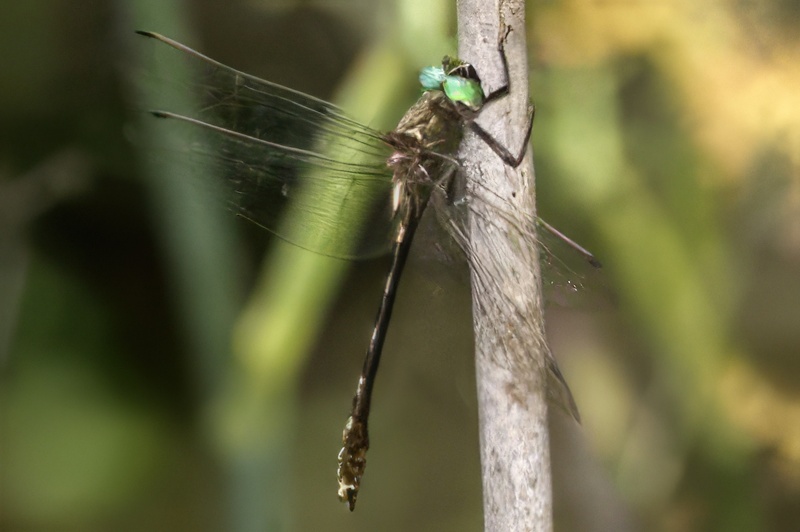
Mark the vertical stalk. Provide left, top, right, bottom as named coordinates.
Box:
left=458, top=1, right=554, bottom=531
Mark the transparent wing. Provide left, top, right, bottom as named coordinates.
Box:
left=430, top=177, right=602, bottom=422
left=429, top=177, right=602, bottom=303
left=137, top=32, right=397, bottom=259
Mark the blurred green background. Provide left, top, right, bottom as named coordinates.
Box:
left=2, top=1, right=799, bottom=531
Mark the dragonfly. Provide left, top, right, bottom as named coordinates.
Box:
left=136, top=30, right=599, bottom=511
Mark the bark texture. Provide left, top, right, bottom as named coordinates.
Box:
left=458, top=2, right=553, bottom=531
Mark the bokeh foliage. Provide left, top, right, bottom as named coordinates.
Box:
left=1, top=1, right=799, bottom=531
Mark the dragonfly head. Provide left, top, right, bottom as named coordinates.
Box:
left=419, top=56, right=485, bottom=111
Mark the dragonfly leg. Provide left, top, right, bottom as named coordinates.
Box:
left=482, top=26, right=513, bottom=105
left=469, top=27, right=535, bottom=168
left=468, top=106, right=534, bottom=168
left=433, top=164, right=460, bottom=204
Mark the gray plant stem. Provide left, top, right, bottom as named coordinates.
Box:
left=458, top=1, right=553, bottom=531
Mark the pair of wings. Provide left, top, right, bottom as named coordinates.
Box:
left=136, top=32, right=597, bottom=292
left=137, top=31, right=423, bottom=260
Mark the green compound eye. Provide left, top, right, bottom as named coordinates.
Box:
left=419, top=66, right=447, bottom=91
left=419, top=57, right=486, bottom=110
left=442, top=75, right=484, bottom=110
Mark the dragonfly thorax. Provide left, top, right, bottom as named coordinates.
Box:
left=385, top=90, right=466, bottom=220
left=390, top=90, right=465, bottom=151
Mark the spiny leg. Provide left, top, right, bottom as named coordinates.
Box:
left=469, top=106, right=534, bottom=168
left=470, top=27, right=535, bottom=169
left=481, top=25, right=513, bottom=105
